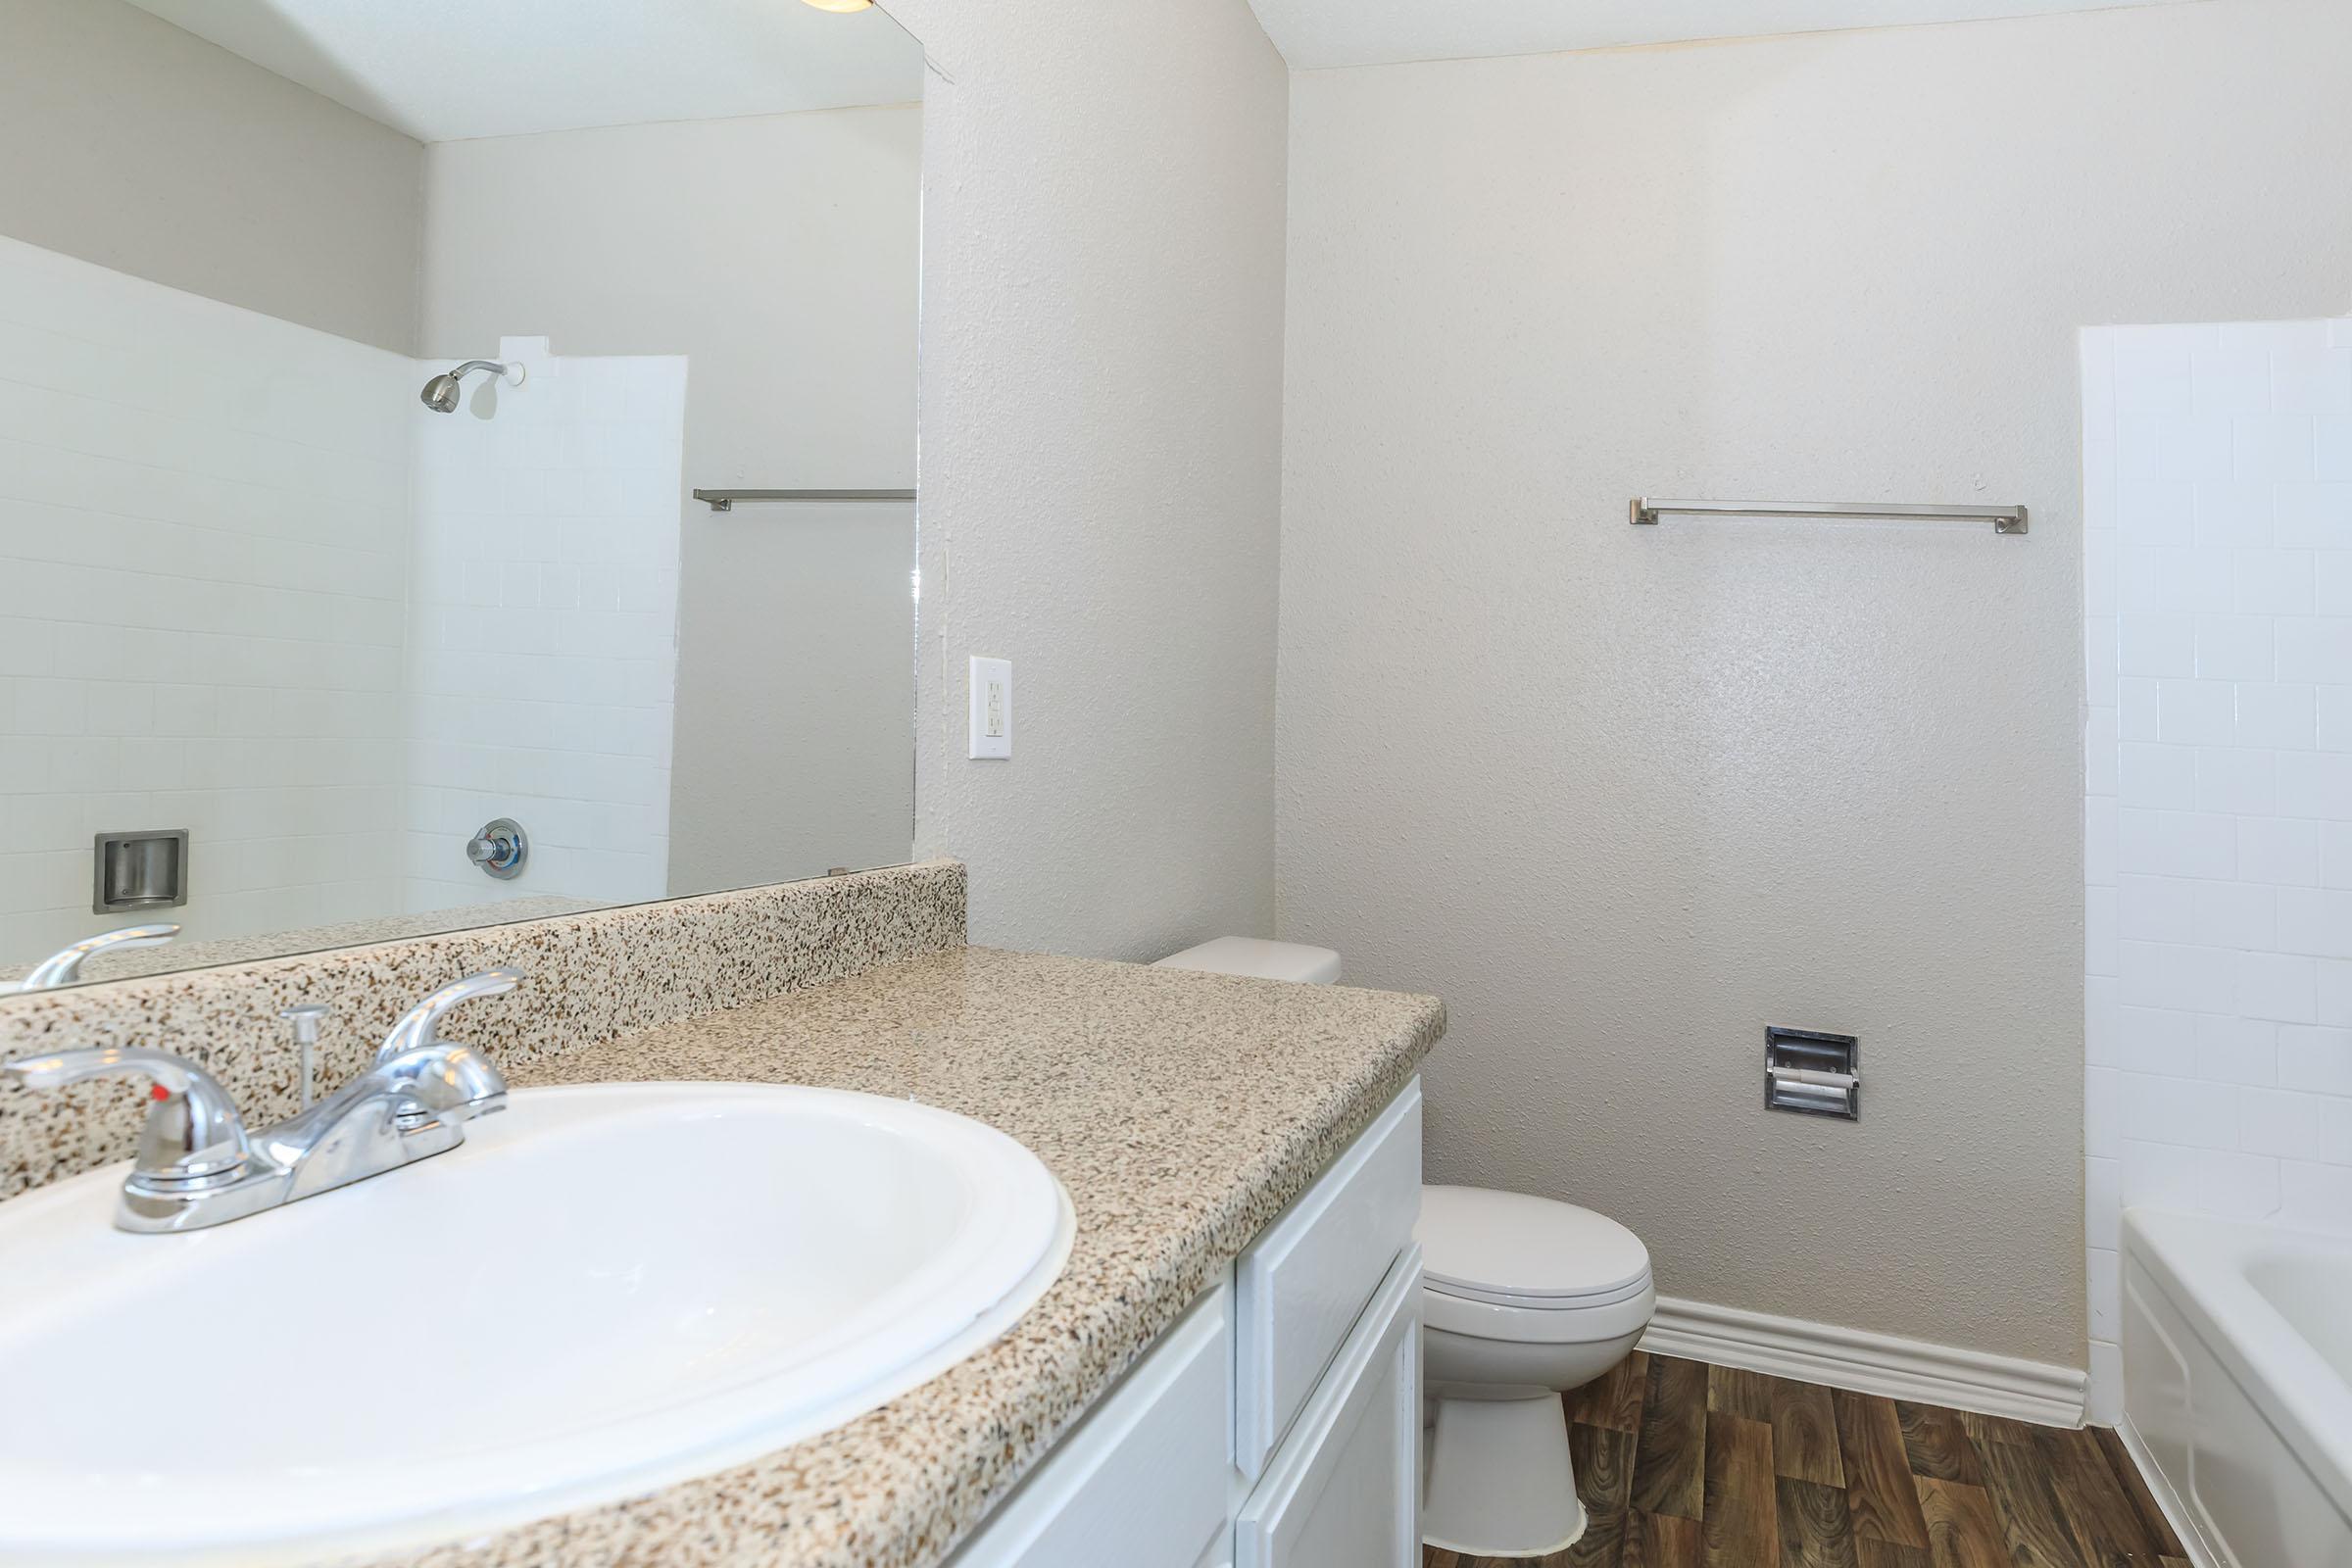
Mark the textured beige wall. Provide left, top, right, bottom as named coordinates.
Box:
left=0, top=0, right=423, bottom=353
left=418, top=107, right=922, bottom=893
left=1277, top=0, right=2352, bottom=1366
left=886, top=0, right=1290, bottom=956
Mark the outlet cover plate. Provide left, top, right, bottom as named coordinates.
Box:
left=968, top=656, right=1011, bottom=760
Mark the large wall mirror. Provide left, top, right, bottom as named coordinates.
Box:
left=0, top=0, right=924, bottom=988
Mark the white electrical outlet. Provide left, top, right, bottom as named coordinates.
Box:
left=968, top=657, right=1011, bottom=760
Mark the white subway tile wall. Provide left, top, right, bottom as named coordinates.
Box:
left=0, top=236, right=411, bottom=956
left=0, top=243, right=687, bottom=963
left=2082, top=318, right=2352, bottom=1419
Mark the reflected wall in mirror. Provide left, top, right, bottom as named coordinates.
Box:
left=0, top=0, right=923, bottom=987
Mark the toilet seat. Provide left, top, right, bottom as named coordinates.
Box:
left=1417, top=1184, right=1654, bottom=1343
left=1422, top=1277, right=1655, bottom=1344
left=1425, top=1271, right=1654, bottom=1311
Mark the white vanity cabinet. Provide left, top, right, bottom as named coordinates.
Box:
left=1235, top=1248, right=1421, bottom=1568
left=940, top=1285, right=1237, bottom=1568
left=948, top=1078, right=1424, bottom=1568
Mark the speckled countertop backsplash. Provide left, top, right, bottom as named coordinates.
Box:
left=0, top=860, right=965, bottom=1200
left=0, top=895, right=608, bottom=987
left=367, top=946, right=1444, bottom=1568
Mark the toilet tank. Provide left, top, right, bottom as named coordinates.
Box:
left=1152, top=937, right=1341, bottom=986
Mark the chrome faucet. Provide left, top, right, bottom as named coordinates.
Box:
left=6, top=924, right=181, bottom=993
left=0, top=968, right=522, bottom=1233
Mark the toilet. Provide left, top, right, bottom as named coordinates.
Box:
left=1415, top=1186, right=1654, bottom=1555
left=1153, top=938, right=1658, bottom=1558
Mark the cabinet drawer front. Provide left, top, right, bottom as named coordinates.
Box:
left=1236, top=1245, right=1423, bottom=1568
left=1235, top=1076, right=1422, bottom=1478
left=947, top=1285, right=1234, bottom=1568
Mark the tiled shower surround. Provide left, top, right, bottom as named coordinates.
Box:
left=2082, top=317, right=2352, bottom=1416
left=0, top=242, right=688, bottom=966
left=401, top=337, right=687, bottom=915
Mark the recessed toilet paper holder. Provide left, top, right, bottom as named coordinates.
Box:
left=1765, top=1026, right=1859, bottom=1120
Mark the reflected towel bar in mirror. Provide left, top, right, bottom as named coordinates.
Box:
left=694, top=489, right=917, bottom=512
left=1629, top=498, right=2029, bottom=534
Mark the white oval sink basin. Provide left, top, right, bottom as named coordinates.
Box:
left=0, top=1082, right=1072, bottom=1566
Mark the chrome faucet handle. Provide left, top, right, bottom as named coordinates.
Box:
left=377, top=968, right=524, bottom=1063
left=9, top=924, right=182, bottom=993
left=2, top=1046, right=250, bottom=1185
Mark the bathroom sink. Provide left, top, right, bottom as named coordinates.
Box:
left=0, top=1082, right=1073, bottom=1566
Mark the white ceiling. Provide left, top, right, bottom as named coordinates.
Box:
left=124, top=0, right=925, bottom=143
left=1246, top=0, right=2188, bottom=70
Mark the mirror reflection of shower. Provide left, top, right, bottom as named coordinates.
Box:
left=419, top=359, right=523, bottom=412
left=0, top=0, right=924, bottom=986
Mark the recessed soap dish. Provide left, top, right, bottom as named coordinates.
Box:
left=92, top=830, right=190, bottom=915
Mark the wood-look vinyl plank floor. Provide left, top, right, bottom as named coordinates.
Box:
left=1771, top=1381, right=1845, bottom=1489
left=1633, top=1354, right=1709, bottom=1521
left=1702, top=1413, right=1779, bottom=1568
left=1423, top=1356, right=2184, bottom=1568
left=1571, top=1350, right=1652, bottom=1435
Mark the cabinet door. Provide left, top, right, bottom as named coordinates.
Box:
left=1235, top=1246, right=1421, bottom=1568
left=1235, top=1077, right=1422, bottom=1478
left=1193, top=1527, right=1238, bottom=1568
left=946, top=1284, right=1235, bottom=1568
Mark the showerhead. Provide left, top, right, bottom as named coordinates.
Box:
left=418, top=359, right=521, bottom=413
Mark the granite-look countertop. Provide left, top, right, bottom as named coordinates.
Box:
left=374, top=944, right=1444, bottom=1568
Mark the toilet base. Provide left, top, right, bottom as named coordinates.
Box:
left=1421, top=1391, right=1584, bottom=1558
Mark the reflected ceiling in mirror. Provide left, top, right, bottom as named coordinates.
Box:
left=0, top=0, right=924, bottom=989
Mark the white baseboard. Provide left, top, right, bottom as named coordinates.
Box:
left=1639, top=1296, right=2088, bottom=1428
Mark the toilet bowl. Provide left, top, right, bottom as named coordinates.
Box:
left=1150, top=938, right=1657, bottom=1557
left=1417, top=1184, right=1654, bottom=1557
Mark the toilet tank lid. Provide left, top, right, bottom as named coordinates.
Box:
left=1416, top=1185, right=1651, bottom=1302
left=1152, top=937, right=1342, bottom=985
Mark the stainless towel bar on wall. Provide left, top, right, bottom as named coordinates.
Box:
left=1630, top=498, right=2029, bottom=535
left=693, top=488, right=916, bottom=512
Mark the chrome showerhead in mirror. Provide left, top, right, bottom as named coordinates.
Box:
left=418, top=359, right=521, bottom=413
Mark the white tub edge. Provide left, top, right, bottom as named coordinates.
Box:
left=2122, top=1204, right=2352, bottom=1567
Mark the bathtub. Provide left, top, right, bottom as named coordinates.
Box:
left=2122, top=1207, right=2352, bottom=1567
